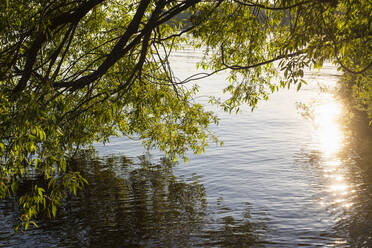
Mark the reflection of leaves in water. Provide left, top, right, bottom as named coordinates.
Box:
left=0, top=152, right=264, bottom=247
left=200, top=204, right=265, bottom=248
left=65, top=153, right=207, bottom=247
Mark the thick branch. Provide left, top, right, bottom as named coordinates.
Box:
left=12, top=0, right=105, bottom=93
left=54, top=0, right=198, bottom=90
left=54, top=0, right=152, bottom=90
left=13, top=34, right=46, bottom=93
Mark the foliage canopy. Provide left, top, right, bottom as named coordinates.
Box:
left=0, top=0, right=371, bottom=228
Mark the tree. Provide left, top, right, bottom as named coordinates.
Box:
left=0, top=0, right=371, bottom=228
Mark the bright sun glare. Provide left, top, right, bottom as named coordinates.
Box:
left=313, top=96, right=353, bottom=209
left=313, top=99, right=343, bottom=158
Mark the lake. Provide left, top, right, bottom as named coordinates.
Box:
left=1, top=48, right=371, bottom=247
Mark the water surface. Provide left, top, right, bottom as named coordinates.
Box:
left=1, top=48, right=371, bottom=247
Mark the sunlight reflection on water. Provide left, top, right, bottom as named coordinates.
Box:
left=313, top=94, right=355, bottom=216
left=313, top=99, right=344, bottom=158
left=312, top=95, right=357, bottom=246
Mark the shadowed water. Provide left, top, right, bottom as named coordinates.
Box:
left=0, top=153, right=264, bottom=247
left=1, top=49, right=371, bottom=247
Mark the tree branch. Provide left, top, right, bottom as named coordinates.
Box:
left=12, top=0, right=105, bottom=93
left=54, top=0, right=152, bottom=90
left=233, top=0, right=314, bottom=11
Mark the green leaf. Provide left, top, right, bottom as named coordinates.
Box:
left=52, top=205, right=57, bottom=218
left=297, top=82, right=302, bottom=91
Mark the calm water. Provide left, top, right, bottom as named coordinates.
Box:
left=1, top=49, right=371, bottom=247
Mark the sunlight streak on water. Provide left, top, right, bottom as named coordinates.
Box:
left=313, top=95, right=355, bottom=215
left=313, top=99, right=344, bottom=158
